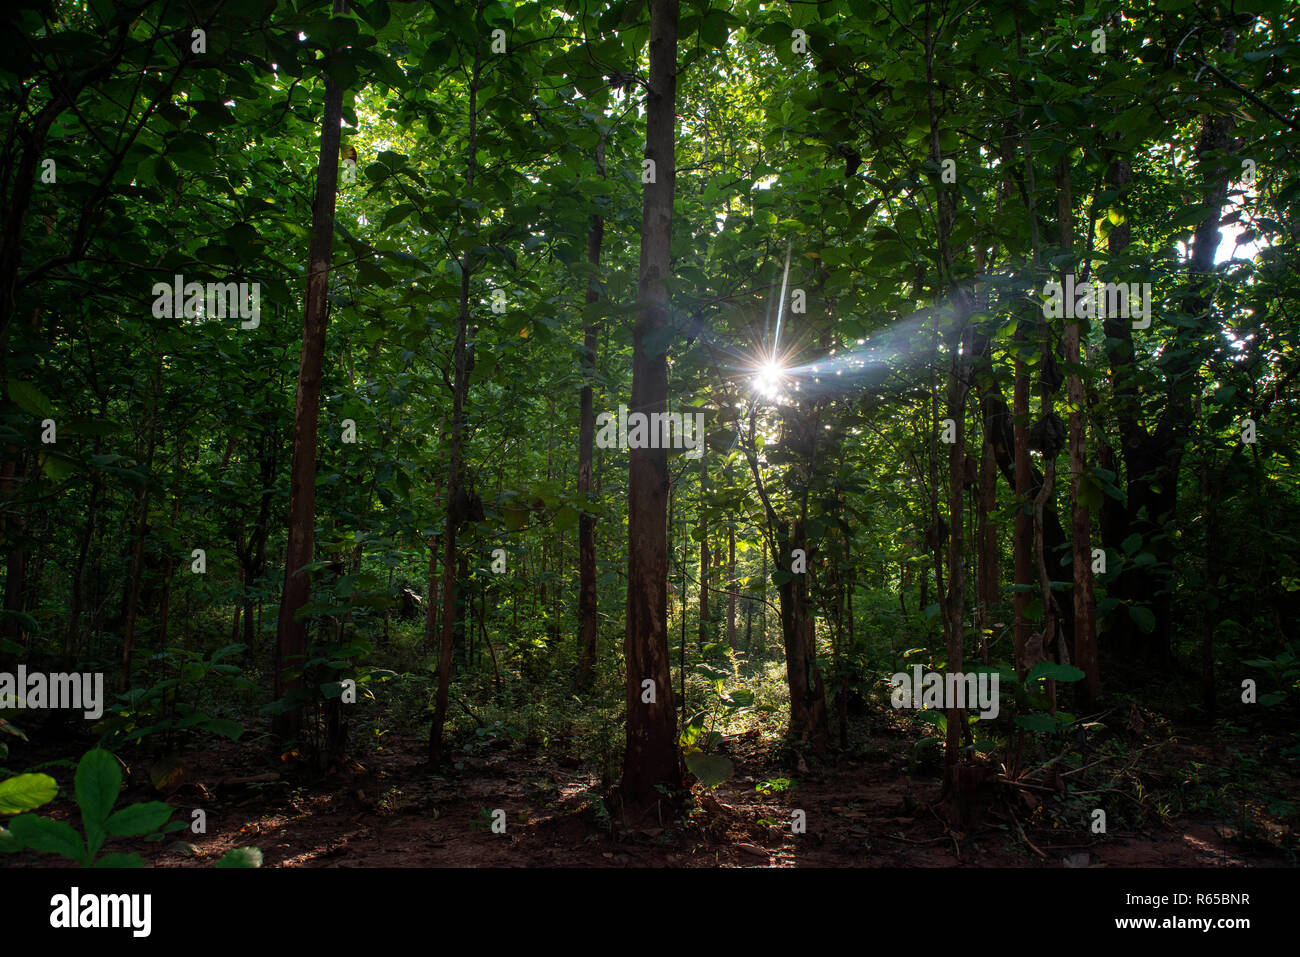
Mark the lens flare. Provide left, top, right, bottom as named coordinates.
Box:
left=752, top=360, right=786, bottom=399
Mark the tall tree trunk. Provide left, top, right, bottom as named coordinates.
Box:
left=1201, top=453, right=1219, bottom=719
left=1058, top=157, right=1099, bottom=701
left=777, top=518, right=828, bottom=752
left=621, top=0, right=681, bottom=808
left=576, top=133, right=605, bottom=690
left=429, top=24, right=482, bottom=766
left=1012, top=325, right=1033, bottom=677
left=424, top=532, right=439, bottom=652
left=727, top=524, right=737, bottom=651
left=943, top=331, right=969, bottom=796
left=273, top=19, right=345, bottom=738
left=120, top=357, right=161, bottom=692
left=976, top=437, right=997, bottom=662
left=698, top=455, right=709, bottom=650
left=65, top=459, right=103, bottom=664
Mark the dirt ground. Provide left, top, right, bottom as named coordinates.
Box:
left=5, top=717, right=1290, bottom=868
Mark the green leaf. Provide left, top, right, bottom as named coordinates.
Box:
left=75, top=749, right=122, bottom=832
left=1128, top=605, right=1156, bottom=634
left=215, top=846, right=264, bottom=868
left=722, top=690, right=755, bottom=709
left=1024, top=662, right=1086, bottom=684
left=0, top=773, right=58, bottom=814
left=1015, top=713, right=1061, bottom=733
left=93, top=852, right=144, bottom=868
left=0, top=825, right=21, bottom=852
left=684, top=751, right=734, bottom=789
left=40, top=451, right=78, bottom=482
left=7, top=814, right=86, bottom=863
left=104, top=801, right=173, bottom=837
left=6, top=380, right=53, bottom=418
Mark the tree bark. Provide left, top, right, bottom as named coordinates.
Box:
left=727, top=525, right=737, bottom=651
left=429, top=17, right=483, bottom=764
left=273, top=33, right=344, bottom=738
left=621, top=0, right=682, bottom=807
left=1058, top=157, right=1099, bottom=701
left=576, top=133, right=605, bottom=690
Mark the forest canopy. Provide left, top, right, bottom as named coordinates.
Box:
left=0, top=0, right=1298, bottom=872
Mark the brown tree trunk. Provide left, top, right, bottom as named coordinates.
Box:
left=120, top=358, right=161, bottom=692
left=727, top=525, right=737, bottom=651
left=698, top=455, right=708, bottom=649
left=429, top=28, right=483, bottom=766
left=424, top=532, right=439, bottom=653
left=1201, top=454, right=1219, bottom=719
left=621, top=0, right=681, bottom=808
left=976, top=437, right=998, bottom=661
left=943, top=327, right=969, bottom=796
left=273, top=27, right=345, bottom=737
left=1058, top=157, right=1099, bottom=701
left=777, top=518, right=828, bottom=752
left=576, top=133, right=605, bottom=690
left=1012, top=327, right=1033, bottom=677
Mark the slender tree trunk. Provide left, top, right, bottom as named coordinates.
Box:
left=727, top=525, right=737, bottom=651
left=943, top=332, right=969, bottom=796
left=273, top=21, right=345, bottom=737
left=120, top=358, right=161, bottom=692
left=698, top=455, right=709, bottom=650
left=424, top=532, right=439, bottom=652
left=429, top=25, right=482, bottom=766
left=1012, top=326, right=1033, bottom=676
left=622, top=0, right=681, bottom=807
left=1058, top=157, right=1099, bottom=701
left=65, top=462, right=103, bottom=664
left=976, top=437, right=997, bottom=662
left=576, top=133, right=605, bottom=690
left=1201, top=454, right=1219, bottom=718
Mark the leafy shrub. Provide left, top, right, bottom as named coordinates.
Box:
left=0, top=749, right=260, bottom=867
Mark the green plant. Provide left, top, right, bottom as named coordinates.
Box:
left=1242, top=644, right=1300, bottom=706
left=680, top=651, right=755, bottom=790
left=1, top=749, right=181, bottom=866
left=0, top=749, right=261, bottom=868
left=97, top=643, right=253, bottom=749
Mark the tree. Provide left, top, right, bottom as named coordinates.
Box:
left=273, top=1, right=347, bottom=741
left=622, top=0, right=682, bottom=809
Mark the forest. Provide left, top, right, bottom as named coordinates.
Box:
left=1, top=0, right=1298, bottom=881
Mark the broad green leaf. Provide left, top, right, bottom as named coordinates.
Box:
left=0, top=773, right=57, bottom=815
left=684, top=751, right=734, bottom=789
left=104, top=801, right=173, bottom=837
left=75, top=749, right=122, bottom=831
left=1024, top=662, right=1086, bottom=684
left=7, top=814, right=86, bottom=863
left=1129, top=605, right=1156, bottom=634
left=6, top=380, right=53, bottom=418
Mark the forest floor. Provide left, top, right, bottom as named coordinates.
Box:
left=7, top=711, right=1294, bottom=868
